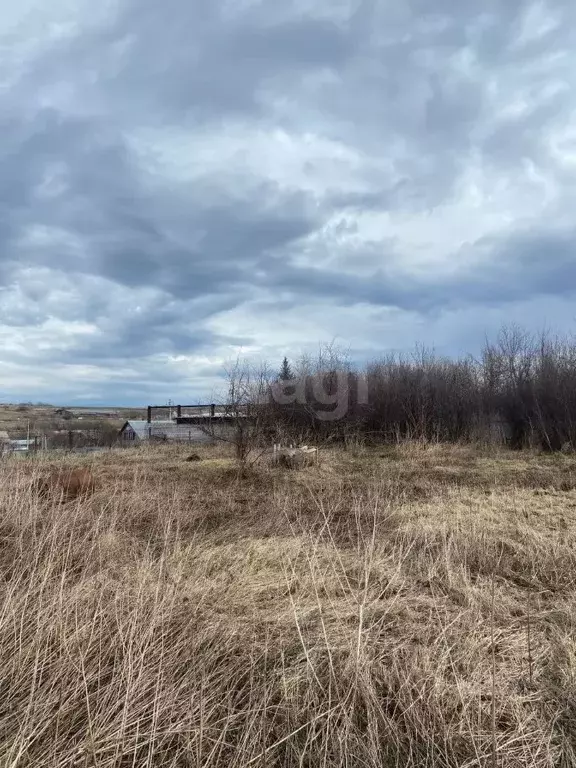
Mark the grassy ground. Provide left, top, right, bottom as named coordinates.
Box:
left=1, top=442, right=576, bottom=766
left=0, top=404, right=144, bottom=439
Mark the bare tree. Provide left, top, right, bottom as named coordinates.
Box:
left=202, top=356, right=274, bottom=470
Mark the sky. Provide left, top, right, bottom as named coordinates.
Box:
left=1, top=0, right=575, bottom=405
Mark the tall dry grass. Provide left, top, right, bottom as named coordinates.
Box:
left=0, top=443, right=575, bottom=766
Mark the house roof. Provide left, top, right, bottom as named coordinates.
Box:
left=120, top=420, right=174, bottom=438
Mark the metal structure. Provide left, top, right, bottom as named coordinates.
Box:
left=146, top=404, right=248, bottom=424
left=119, top=403, right=249, bottom=445
left=146, top=404, right=219, bottom=423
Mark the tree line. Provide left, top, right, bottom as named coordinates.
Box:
left=219, top=325, right=576, bottom=453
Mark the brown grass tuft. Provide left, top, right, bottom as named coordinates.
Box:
left=32, top=466, right=97, bottom=503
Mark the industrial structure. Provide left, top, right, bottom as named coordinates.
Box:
left=119, top=404, right=246, bottom=444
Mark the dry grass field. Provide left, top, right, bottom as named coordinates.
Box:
left=1, top=442, right=576, bottom=766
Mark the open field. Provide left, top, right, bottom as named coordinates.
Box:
left=1, top=443, right=576, bottom=766
left=0, top=404, right=145, bottom=441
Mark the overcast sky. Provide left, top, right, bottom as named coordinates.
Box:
left=1, top=0, right=575, bottom=404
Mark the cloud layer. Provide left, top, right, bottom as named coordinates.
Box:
left=1, top=0, right=575, bottom=403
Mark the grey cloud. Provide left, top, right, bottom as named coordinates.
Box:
left=260, top=223, right=576, bottom=314
left=455, top=228, right=576, bottom=305
left=0, top=105, right=320, bottom=368
left=303, top=1, right=576, bottom=205
left=0, top=109, right=321, bottom=300
left=481, top=91, right=569, bottom=166
left=1, top=0, right=576, bottom=402
left=22, top=0, right=356, bottom=124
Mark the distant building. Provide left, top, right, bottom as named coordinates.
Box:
left=119, top=420, right=216, bottom=444
left=68, top=409, right=121, bottom=419
left=119, top=403, right=249, bottom=445
left=54, top=409, right=74, bottom=420
left=7, top=438, right=40, bottom=452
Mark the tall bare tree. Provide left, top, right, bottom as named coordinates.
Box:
left=202, top=356, right=274, bottom=469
